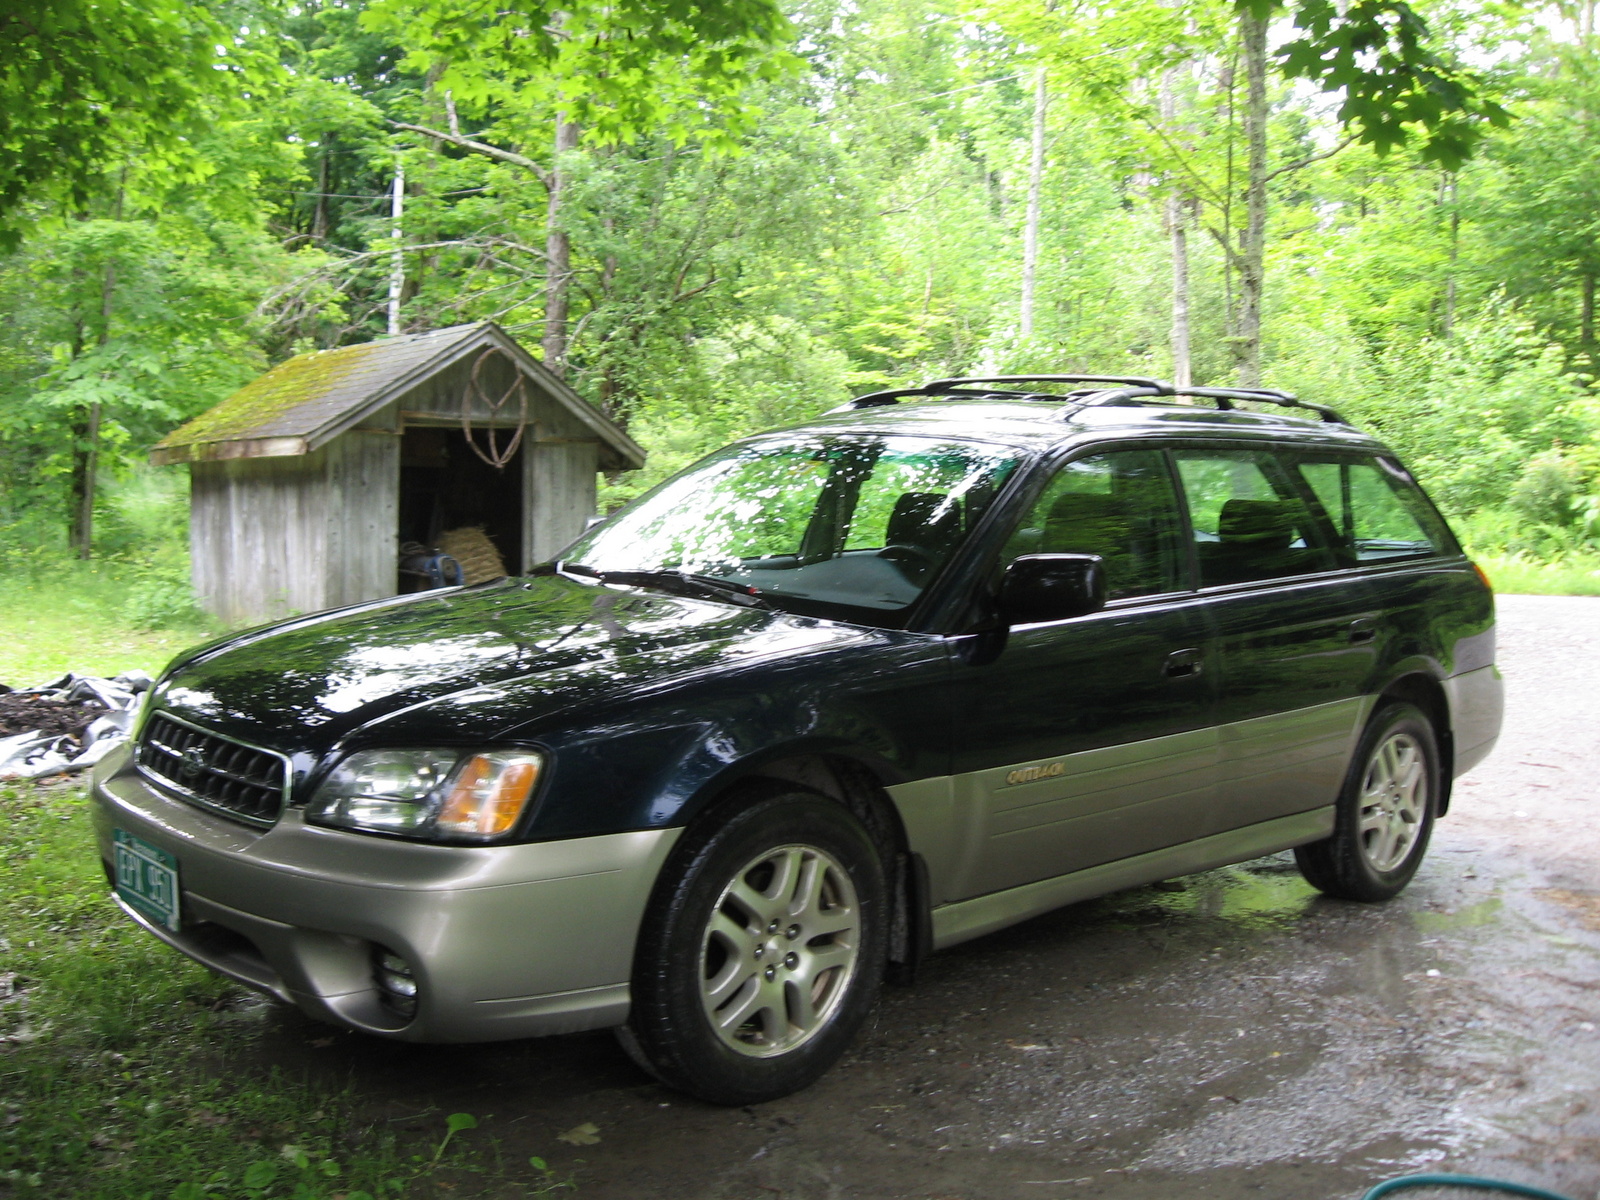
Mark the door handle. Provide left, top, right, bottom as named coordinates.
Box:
left=1163, top=648, right=1204, bottom=678
left=1348, top=618, right=1378, bottom=645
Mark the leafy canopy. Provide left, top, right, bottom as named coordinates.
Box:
left=0, top=0, right=247, bottom=248
left=362, top=0, right=800, bottom=147
left=1275, top=0, right=1512, bottom=169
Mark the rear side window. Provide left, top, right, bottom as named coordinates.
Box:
left=1174, top=449, right=1337, bottom=586
left=1295, top=457, right=1444, bottom=564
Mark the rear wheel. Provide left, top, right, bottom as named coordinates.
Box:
left=620, top=787, right=887, bottom=1104
left=1295, top=701, right=1439, bottom=902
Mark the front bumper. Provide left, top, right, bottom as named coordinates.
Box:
left=90, top=744, right=680, bottom=1042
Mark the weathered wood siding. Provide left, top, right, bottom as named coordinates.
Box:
left=525, top=440, right=600, bottom=564
left=187, top=346, right=619, bottom=623
left=322, top=430, right=400, bottom=608
left=190, top=433, right=400, bottom=623
left=191, top=452, right=333, bottom=624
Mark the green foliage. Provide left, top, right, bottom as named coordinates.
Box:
left=1, top=0, right=1599, bottom=593
left=0, top=1, right=249, bottom=248
left=0, top=783, right=573, bottom=1198
left=1277, top=0, right=1511, bottom=168
left=363, top=0, right=800, bottom=149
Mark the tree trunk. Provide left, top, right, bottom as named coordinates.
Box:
left=1234, top=7, right=1269, bottom=387
left=543, top=115, right=580, bottom=376
left=69, top=185, right=121, bottom=559
left=1168, top=195, right=1192, bottom=389
left=1583, top=273, right=1596, bottom=349
left=1019, top=68, right=1047, bottom=341
left=1441, top=172, right=1458, bottom=337
left=1160, top=64, right=1191, bottom=389
left=386, top=155, right=405, bottom=336
left=312, top=143, right=332, bottom=243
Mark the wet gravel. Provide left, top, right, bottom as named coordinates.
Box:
left=234, top=594, right=1600, bottom=1199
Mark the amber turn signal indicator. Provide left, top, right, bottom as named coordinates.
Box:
left=436, top=751, right=543, bottom=838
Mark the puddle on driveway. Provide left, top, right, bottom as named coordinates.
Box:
left=224, top=840, right=1598, bottom=1200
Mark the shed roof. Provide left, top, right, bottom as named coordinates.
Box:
left=150, top=322, right=644, bottom=470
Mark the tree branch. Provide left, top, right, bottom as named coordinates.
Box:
left=390, top=121, right=551, bottom=187
left=1263, top=135, right=1356, bottom=184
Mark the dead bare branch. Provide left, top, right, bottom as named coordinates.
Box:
left=390, top=121, right=551, bottom=188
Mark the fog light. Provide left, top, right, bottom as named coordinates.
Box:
left=374, top=948, right=418, bottom=1020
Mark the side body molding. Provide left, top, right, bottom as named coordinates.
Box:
left=926, top=807, right=1334, bottom=950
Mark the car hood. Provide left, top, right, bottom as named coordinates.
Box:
left=151, top=574, right=868, bottom=753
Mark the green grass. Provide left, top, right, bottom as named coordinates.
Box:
left=1472, top=550, right=1600, bottom=596
left=0, top=782, right=569, bottom=1199
left=0, top=561, right=220, bottom=686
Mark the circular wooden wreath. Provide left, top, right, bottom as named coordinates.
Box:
left=460, top=347, right=528, bottom=469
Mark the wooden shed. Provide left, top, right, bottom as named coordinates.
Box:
left=151, top=322, right=645, bottom=625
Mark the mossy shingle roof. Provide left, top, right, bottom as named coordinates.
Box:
left=151, top=323, right=644, bottom=468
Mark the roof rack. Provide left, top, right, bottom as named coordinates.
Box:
left=844, top=386, right=1026, bottom=409
left=1078, top=384, right=1343, bottom=423
left=921, top=374, right=1172, bottom=392
left=835, top=376, right=1344, bottom=423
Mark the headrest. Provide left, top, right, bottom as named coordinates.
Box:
left=1218, top=498, right=1294, bottom=551
left=1047, top=491, right=1124, bottom=524
left=886, top=492, right=959, bottom=549
left=1042, top=491, right=1129, bottom=556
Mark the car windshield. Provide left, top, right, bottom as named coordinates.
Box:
left=562, top=433, right=1022, bottom=618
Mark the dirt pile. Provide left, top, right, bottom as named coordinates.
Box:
left=0, top=691, right=103, bottom=740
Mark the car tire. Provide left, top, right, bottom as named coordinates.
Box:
left=619, top=784, right=887, bottom=1105
left=1295, top=701, right=1439, bottom=902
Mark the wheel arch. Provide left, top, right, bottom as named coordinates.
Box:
left=674, top=744, right=931, bottom=982
left=1373, top=670, right=1454, bottom=815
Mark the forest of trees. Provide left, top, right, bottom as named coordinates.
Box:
left=3, top=0, right=1599, bottom=604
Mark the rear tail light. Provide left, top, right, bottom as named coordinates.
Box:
left=1471, top=561, right=1493, bottom=592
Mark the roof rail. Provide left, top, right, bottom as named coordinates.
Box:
left=843, top=386, right=1014, bottom=409
left=835, top=376, right=1345, bottom=423
left=1068, top=384, right=1342, bottom=424
left=923, top=374, right=1172, bottom=392
left=1172, top=386, right=1343, bottom=424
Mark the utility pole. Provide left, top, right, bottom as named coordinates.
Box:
left=387, top=154, right=405, bottom=337
left=1019, top=68, right=1048, bottom=341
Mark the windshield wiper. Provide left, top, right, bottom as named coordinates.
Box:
left=560, top=564, right=771, bottom=609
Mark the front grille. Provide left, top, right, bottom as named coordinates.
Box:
left=137, top=713, right=288, bottom=827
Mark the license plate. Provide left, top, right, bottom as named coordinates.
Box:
left=112, top=829, right=181, bottom=932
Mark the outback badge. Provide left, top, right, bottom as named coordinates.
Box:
left=1005, top=762, right=1065, bottom=786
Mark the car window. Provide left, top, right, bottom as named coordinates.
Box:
left=1295, top=456, right=1443, bottom=564
left=1174, top=449, right=1337, bottom=586
left=844, top=450, right=999, bottom=552
left=564, top=434, right=1020, bottom=617
left=1001, top=449, right=1185, bottom=599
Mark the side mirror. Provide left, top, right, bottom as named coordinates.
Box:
left=1000, top=553, right=1107, bottom=624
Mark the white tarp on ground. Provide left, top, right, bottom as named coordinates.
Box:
left=0, top=672, right=152, bottom=780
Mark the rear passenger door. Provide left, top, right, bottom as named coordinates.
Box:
left=1172, top=446, right=1380, bottom=836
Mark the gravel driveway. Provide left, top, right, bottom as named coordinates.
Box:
left=258, top=593, right=1600, bottom=1199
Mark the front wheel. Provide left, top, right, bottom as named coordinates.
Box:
left=620, top=787, right=888, bottom=1105
left=1295, top=701, right=1439, bottom=902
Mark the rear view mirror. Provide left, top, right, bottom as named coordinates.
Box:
left=1000, top=553, right=1106, bottom=624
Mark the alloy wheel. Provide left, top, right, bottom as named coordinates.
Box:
left=698, top=844, right=861, bottom=1058
left=1357, top=731, right=1428, bottom=872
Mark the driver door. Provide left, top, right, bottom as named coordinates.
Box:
left=947, top=448, right=1219, bottom=899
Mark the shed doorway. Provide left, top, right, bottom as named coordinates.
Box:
left=398, top=425, right=524, bottom=589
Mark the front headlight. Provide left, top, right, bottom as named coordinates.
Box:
left=306, top=748, right=544, bottom=842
